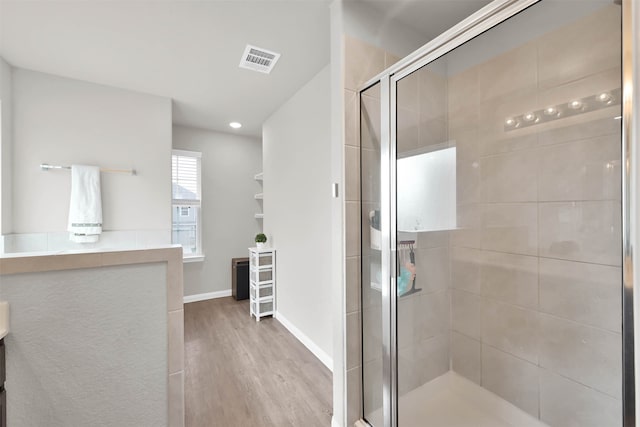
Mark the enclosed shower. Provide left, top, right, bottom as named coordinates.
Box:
left=359, top=0, right=635, bottom=426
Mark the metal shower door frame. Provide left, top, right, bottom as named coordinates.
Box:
left=360, top=0, right=639, bottom=426
left=622, top=0, right=638, bottom=425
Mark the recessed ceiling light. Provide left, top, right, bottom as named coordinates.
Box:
left=229, top=122, right=242, bottom=129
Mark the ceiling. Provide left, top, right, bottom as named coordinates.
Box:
left=0, top=0, right=496, bottom=137
left=356, top=0, right=493, bottom=41
left=0, top=0, right=331, bottom=136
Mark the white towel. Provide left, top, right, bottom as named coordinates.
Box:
left=68, top=165, right=103, bottom=243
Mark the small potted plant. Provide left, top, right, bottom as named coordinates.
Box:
left=255, top=233, right=267, bottom=249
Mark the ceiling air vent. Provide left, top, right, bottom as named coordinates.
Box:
left=239, top=44, right=281, bottom=74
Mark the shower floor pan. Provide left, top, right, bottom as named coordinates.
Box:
left=365, top=371, right=548, bottom=427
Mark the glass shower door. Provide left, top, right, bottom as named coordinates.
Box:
left=391, top=1, right=623, bottom=426
left=361, top=82, right=385, bottom=426
left=394, top=55, right=454, bottom=422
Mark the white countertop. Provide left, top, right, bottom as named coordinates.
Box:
left=0, top=301, right=9, bottom=339
left=0, top=244, right=181, bottom=259
left=1, top=245, right=183, bottom=276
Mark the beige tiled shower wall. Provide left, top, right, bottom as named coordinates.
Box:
left=448, top=6, right=622, bottom=427
left=396, top=233, right=450, bottom=397
left=396, top=62, right=452, bottom=398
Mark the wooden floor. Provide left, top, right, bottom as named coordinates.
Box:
left=184, top=297, right=333, bottom=427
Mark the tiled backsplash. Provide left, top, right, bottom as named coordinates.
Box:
left=1, top=230, right=170, bottom=254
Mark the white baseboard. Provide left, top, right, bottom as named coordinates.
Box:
left=275, top=311, right=333, bottom=372
left=183, top=289, right=232, bottom=304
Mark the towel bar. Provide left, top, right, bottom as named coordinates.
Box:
left=40, top=163, right=136, bottom=175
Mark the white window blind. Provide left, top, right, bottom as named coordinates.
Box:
left=172, top=149, right=203, bottom=258
left=172, top=150, right=201, bottom=204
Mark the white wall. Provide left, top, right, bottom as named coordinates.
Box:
left=0, top=57, right=13, bottom=235
left=330, top=1, right=346, bottom=424
left=172, top=125, right=262, bottom=297
left=263, top=65, right=333, bottom=365
left=12, top=68, right=172, bottom=234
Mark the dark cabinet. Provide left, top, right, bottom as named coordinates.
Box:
left=232, top=258, right=250, bottom=300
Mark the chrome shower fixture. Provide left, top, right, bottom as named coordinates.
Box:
left=504, top=87, right=621, bottom=132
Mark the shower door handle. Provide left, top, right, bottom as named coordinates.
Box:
left=390, top=248, right=397, bottom=295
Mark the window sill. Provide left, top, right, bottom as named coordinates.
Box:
left=183, top=255, right=205, bottom=263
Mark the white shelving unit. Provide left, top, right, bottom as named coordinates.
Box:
left=249, top=247, right=276, bottom=321
left=255, top=172, right=263, bottom=220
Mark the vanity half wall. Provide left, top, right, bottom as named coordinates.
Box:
left=0, top=246, right=184, bottom=427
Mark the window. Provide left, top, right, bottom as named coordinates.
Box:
left=172, top=149, right=202, bottom=259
